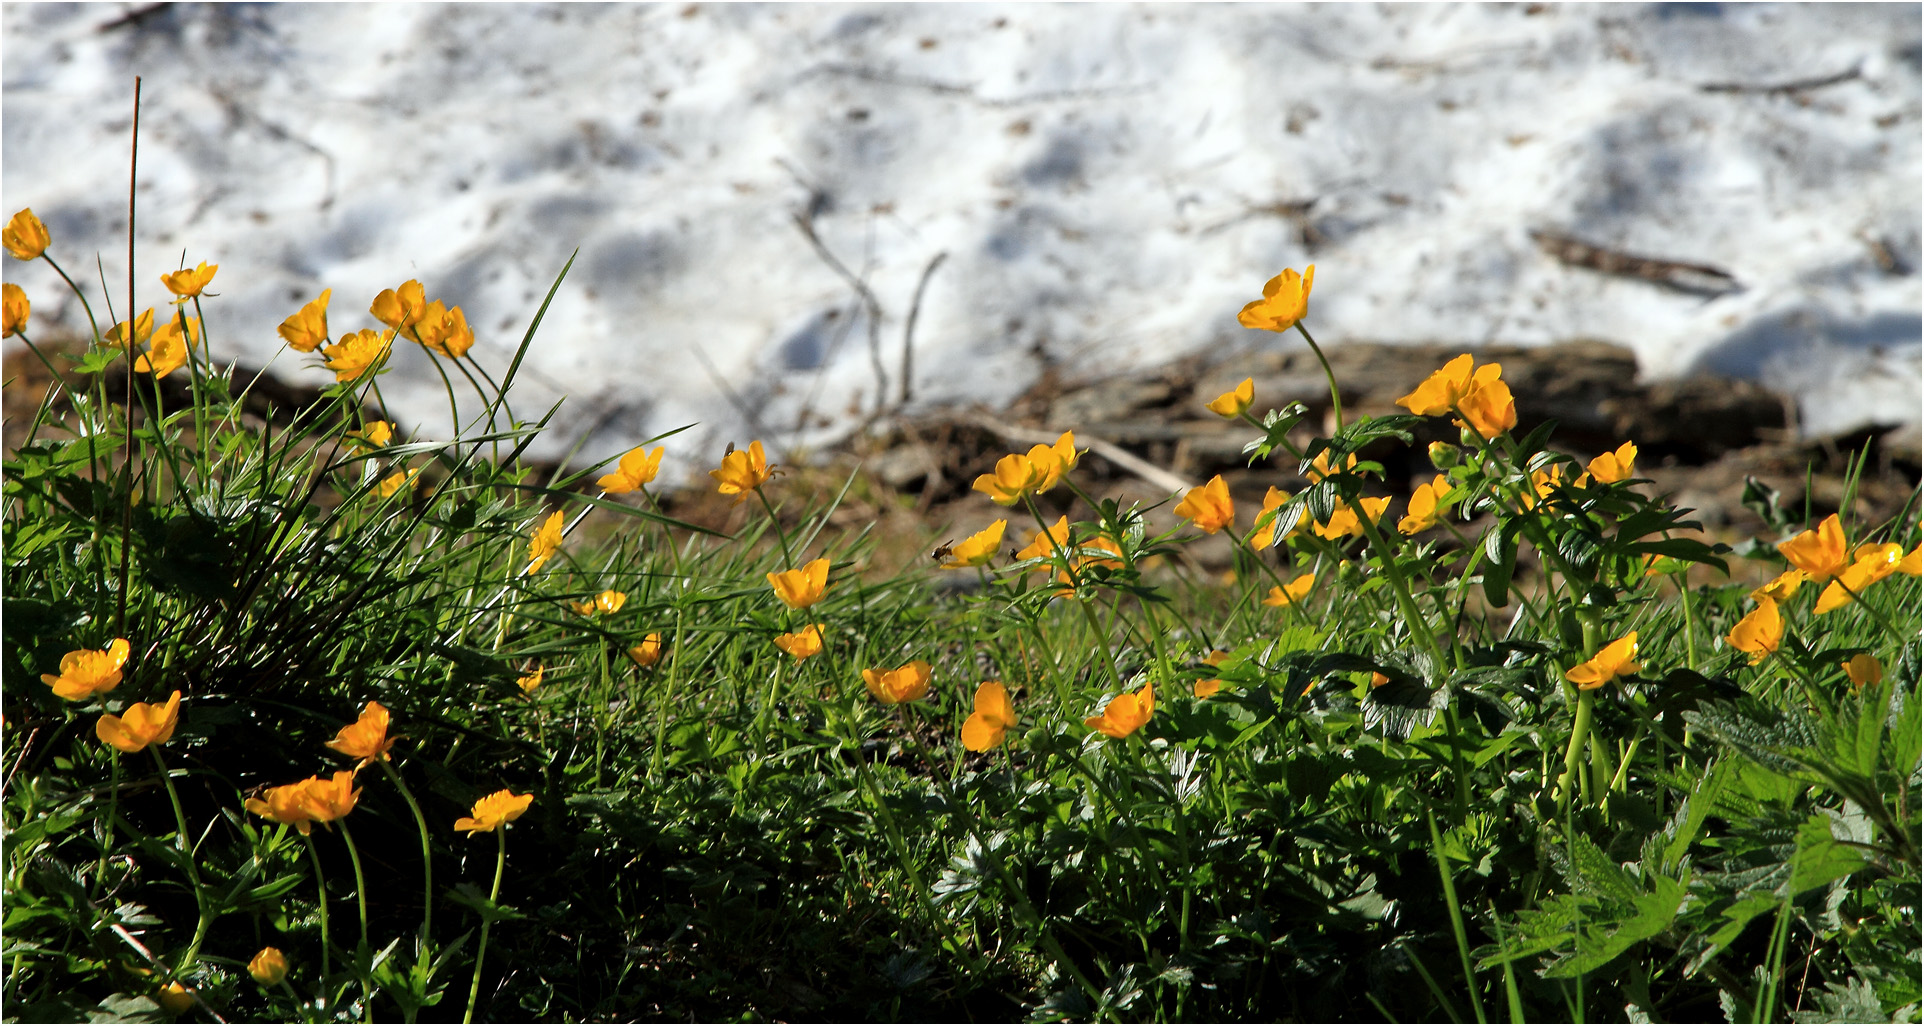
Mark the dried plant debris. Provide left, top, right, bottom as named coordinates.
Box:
left=1529, top=229, right=1743, bottom=297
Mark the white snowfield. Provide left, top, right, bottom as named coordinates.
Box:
left=3, top=3, right=1918, bottom=477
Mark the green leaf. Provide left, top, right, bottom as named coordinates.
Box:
left=1785, top=813, right=1867, bottom=897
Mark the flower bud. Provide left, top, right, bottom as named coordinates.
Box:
left=1428, top=441, right=1461, bottom=469
left=1458, top=425, right=1484, bottom=448
left=248, top=946, right=289, bottom=986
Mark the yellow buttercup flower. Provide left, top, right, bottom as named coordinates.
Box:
left=1898, top=544, right=1922, bottom=577
left=325, top=701, right=396, bottom=766
left=526, top=510, right=565, bottom=573
left=1263, top=574, right=1315, bottom=608
left=411, top=301, right=474, bottom=358
left=246, top=780, right=318, bottom=835
left=1777, top=514, right=1848, bottom=583
left=370, top=280, right=429, bottom=335
left=571, top=589, right=628, bottom=616
left=293, top=771, right=361, bottom=828
left=2, top=282, right=28, bottom=338
left=1192, top=678, right=1223, bottom=699
left=1174, top=474, right=1235, bottom=534
left=1053, top=530, right=1123, bottom=596
left=972, top=450, right=1048, bottom=506
left=1023, top=432, right=1080, bottom=494
left=1565, top=632, right=1640, bottom=690
left=42, top=638, right=131, bottom=701
left=628, top=633, right=664, bottom=668
left=95, top=691, right=182, bottom=753
left=1843, top=654, right=1883, bottom=690
left=710, top=440, right=773, bottom=501
left=1520, top=464, right=1565, bottom=511
left=376, top=468, right=420, bottom=499
left=774, top=624, right=824, bottom=660
left=321, top=328, right=393, bottom=382
left=767, top=557, right=830, bottom=610
left=1725, top=599, right=1782, bottom=664
left=455, top=790, right=533, bottom=834
left=278, top=289, right=331, bottom=352
left=134, top=315, right=199, bottom=378
left=157, top=982, right=195, bottom=1015
left=1250, top=487, right=1300, bottom=549
left=1396, top=354, right=1515, bottom=438
left=943, top=520, right=1006, bottom=568
left=347, top=420, right=393, bottom=450
left=1237, top=265, right=1314, bottom=333
left=961, top=680, right=1018, bottom=752
left=1748, top=568, right=1805, bottom=605
left=159, top=261, right=218, bottom=303
left=1304, top=450, right=1357, bottom=484
left=1312, top=497, right=1390, bottom=540
left=1084, top=681, right=1155, bottom=739
left=862, top=660, right=932, bottom=705
left=1398, top=475, right=1452, bottom=535
left=248, top=947, right=289, bottom=987
left=1015, top=515, right=1072, bottom=567
left=102, top=309, right=155, bottom=351
left=3, top=208, right=50, bottom=261
left=1814, top=543, right=1906, bottom=614
left=517, top=665, right=545, bottom=694
left=1205, top=377, right=1254, bottom=418
left=1586, top=441, right=1638, bottom=484
left=598, top=446, right=664, bottom=494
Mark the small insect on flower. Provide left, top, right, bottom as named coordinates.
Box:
left=571, top=589, right=627, bottom=617
left=629, top=633, right=665, bottom=668
left=1205, top=377, right=1255, bottom=418
left=160, top=261, right=218, bottom=303
left=710, top=440, right=774, bottom=501
left=1175, top=475, right=1236, bottom=534
left=1263, top=574, right=1316, bottom=608
left=774, top=624, right=824, bottom=660
left=767, top=558, right=830, bottom=610
left=961, top=681, right=1018, bottom=752
left=1565, top=632, right=1640, bottom=690
left=597, top=445, right=665, bottom=494
left=456, top=790, right=533, bottom=834
left=2, top=282, right=28, bottom=338
left=95, top=691, right=182, bottom=753
left=3, top=208, right=50, bottom=261
left=325, top=702, right=397, bottom=766
left=1725, top=599, right=1782, bottom=664
left=1238, top=265, right=1314, bottom=333
left=278, top=289, right=331, bottom=352
left=862, top=661, right=932, bottom=705
left=42, top=639, right=131, bottom=701
left=248, top=947, right=289, bottom=987
left=526, top=511, right=565, bottom=573
left=1085, top=681, right=1155, bottom=739
left=941, top=520, right=1006, bottom=569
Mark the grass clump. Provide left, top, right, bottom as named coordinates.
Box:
left=3, top=199, right=1919, bottom=1024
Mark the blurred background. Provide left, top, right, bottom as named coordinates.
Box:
left=4, top=3, right=1919, bottom=479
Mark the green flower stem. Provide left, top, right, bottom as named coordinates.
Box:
left=305, top=835, right=332, bottom=981
left=148, top=746, right=215, bottom=976
left=844, top=723, right=945, bottom=931
left=1556, top=689, right=1597, bottom=815
left=1293, top=321, right=1343, bottom=432
left=1426, top=808, right=1489, bottom=1025
left=377, top=759, right=435, bottom=941
left=42, top=253, right=101, bottom=339
left=1352, top=504, right=1451, bottom=674
left=754, top=485, right=796, bottom=568
left=1673, top=572, right=1700, bottom=670
left=336, top=820, right=370, bottom=950
left=462, top=827, right=509, bottom=1026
